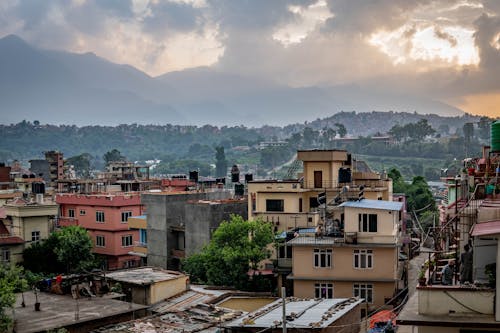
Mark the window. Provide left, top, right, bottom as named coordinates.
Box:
left=96, top=235, right=105, bottom=247
left=139, top=229, right=147, bottom=245
left=122, top=235, right=133, bottom=247
left=353, top=283, right=373, bottom=303
left=314, top=249, right=332, bottom=268
left=68, top=209, right=75, bottom=218
left=96, top=211, right=105, bottom=223
left=80, top=210, right=86, bottom=216
left=266, top=199, right=284, bottom=212
left=358, top=213, right=377, bottom=232
left=31, top=231, right=40, bottom=242
left=315, top=283, right=333, bottom=299
left=1, top=249, right=10, bottom=263
left=121, top=211, right=133, bottom=222
left=354, top=249, right=373, bottom=269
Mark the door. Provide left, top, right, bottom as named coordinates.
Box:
left=314, top=171, right=323, bottom=188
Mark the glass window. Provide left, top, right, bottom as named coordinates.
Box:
left=96, top=211, right=105, bottom=223
left=96, top=235, right=105, bottom=247
left=80, top=210, right=86, bottom=216
left=139, top=229, right=147, bottom=245
left=313, top=249, right=332, bottom=268
left=314, top=283, right=333, bottom=299
left=122, top=235, right=133, bottom=247
left=266, top=199, right=284, bottom=212
left=359, top=214, right=377, bottom=232
left=31, top=231, right=41, bottom=242
left=121, top=211, right=133, bottom=222
left=353, top=283, right=373, bottom=303
left=354, top=249, right=373, bottom=269
left=1, top=249, right=10, bottom=263
left=68, top=209, right=75, bottom=218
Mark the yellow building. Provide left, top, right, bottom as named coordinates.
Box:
left=288, top=199, right=403, bottom=314
left=0, top=197, right=57, bottom=264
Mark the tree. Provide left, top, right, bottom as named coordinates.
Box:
left=183, top=215, right=274, bottom=290
left=103, top=149, right=126, bottom=164
left=0, top=265, right=27, bottom=331
left=463, top=122, right=474, bottom=144
left=54, top=226, right=94, bottom=273
left=335, top=123, right=347, bottom=138
left=215, top=146, right=227, bottom=178
left=67, top=153, right=93, bottom=177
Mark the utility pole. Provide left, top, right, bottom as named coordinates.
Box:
left=282, top=287, right=287, bottom=333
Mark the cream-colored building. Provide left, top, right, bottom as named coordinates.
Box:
left=289, top=199, right=403, bottom=314
left=0, top=197, right=57, bottom=264
left=247, top=149, right=396, bottom=296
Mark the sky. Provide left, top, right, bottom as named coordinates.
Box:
left=0, top=0, right=499, bottom=118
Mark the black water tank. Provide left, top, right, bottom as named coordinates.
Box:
left=231, top=165, right=240, bottom=183
left=189, top=171, right=199, bottom=183
left=32, top=182, right=46, bottom=194
left=216, top=177, right=226, bottom=185
left=338, top=168, right=351, bottom=183
left=245, top=173, right=253, bottom=183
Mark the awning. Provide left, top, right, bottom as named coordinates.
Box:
left=471, top=220, right=500, bottom=237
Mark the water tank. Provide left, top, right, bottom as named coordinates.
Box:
left=245, top=173, right=253, bottom=183
left=32, top=182, right=45, bottom=194
left=231, top=165, right=240, bottom=183
left=338, top=168, right=352, bottom=183
left=189, top=170, right=199, bottom=183
left=491, top=120, right=500, bottom=152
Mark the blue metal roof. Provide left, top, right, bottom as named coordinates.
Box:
left=339, top=199, right=403, bottom=211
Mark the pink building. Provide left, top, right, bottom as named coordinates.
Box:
left=56, top=193, right=143, bottom=270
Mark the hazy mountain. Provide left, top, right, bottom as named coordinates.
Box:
left=0, top=35, right=464, bottom=126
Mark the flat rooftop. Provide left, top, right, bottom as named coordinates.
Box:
left=13, top=291, right=146, bottom=333
left=105, top=267, right=186, bottom=285
left=340, top=199, right=403, bottom=211
left=226, top=297, right=361, bottom=329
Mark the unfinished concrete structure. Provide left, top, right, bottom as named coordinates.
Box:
left=142, top=191, right=247, bottom=270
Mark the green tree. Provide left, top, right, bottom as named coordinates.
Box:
left=103, top=149, right=126, bottom=164
left=215, top=146, right=227, bottom=178
left=67, top=153, right=93, bottom=177
left=54, top=226, right=94, bottom=273
left=0, top=265, right=27, bottom=331
left=335, top=123, right=347, bottom=138
left=183, top=215, right=274, bottom=290
left=463, top=122, right=474, bottom=144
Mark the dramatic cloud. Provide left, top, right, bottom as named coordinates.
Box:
left=0, top=0, right=498, bottom=116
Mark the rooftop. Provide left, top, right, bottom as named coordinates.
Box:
left=226, top=297, right=362, bottom=329
left=105, top=267, right=186, bottom=285
left=13, top=291, right=146, bottom=333
left=339, top=199, right=403, bottom=211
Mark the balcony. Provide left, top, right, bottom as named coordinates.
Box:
left=277, top=258, right=292, bottom=268
left=171, top=249, right=185, bottom=259
left=131, top=241, right=148, bottom=256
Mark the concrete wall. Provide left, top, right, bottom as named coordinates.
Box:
left=150, top=275, right=188, bottom=304
left=185, top=200, right=247, bottom=256
left=143, top=191, right=232, bottom=269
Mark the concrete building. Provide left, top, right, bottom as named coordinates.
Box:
left=29, top=151, right=65, bottom=188
left=398, top=143, right=500, bottom=331
left=105, top=267, right=189, bottom=305
left=0, top=163, right=12, bottom=190
left=288, top=199, right=403, bottom=314
left=225, top=297, right=362, bottom=333
left=0, top=197, right=58, bottom=265
left=140, top=191, right=246, bottom=270
left=247, top=149, right=396, bottom=296
left=56, top=192, right=143, bottom=270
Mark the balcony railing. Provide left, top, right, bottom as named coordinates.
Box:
left=134, top=241, right=147, bottom=248
left=277, top=258, right=292, bottom=268
left=302, top=179, right=388, bottom=190
left=57, top=217, right=79, bottom=227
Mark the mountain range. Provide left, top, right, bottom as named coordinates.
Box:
left=0, top=34, right=464, bottom=127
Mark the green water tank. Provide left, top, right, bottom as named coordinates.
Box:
left=492, top=120, right=500, bottom=152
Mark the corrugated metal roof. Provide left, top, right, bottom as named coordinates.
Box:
left=471, top=220, right=500, bottom=237
left=339, top=199, right=403, bottom=211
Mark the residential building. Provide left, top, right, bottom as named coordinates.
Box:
left=398, top=142, right=500, bottom=331
left=30, top=150, right=65, bottom=188
left=140, top=190, right=245, bottom=270
left=0, top=196, right=58, bottom=265
left=56, top=192, right=143, bottom=270
left=288, top=199, right=403, bottom=314
left=247, top=149, right=396, bottom=296
left=0, top=163, right=12, bottom=190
